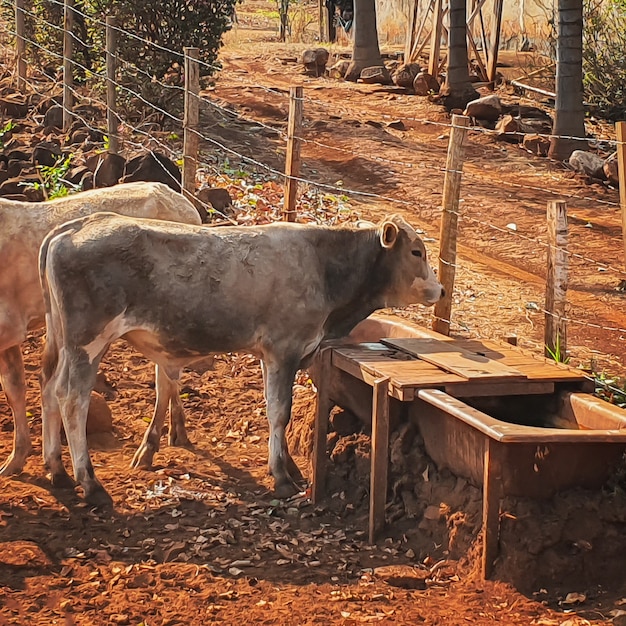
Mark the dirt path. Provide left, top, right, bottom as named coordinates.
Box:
left=1, top=6, right=626, bottom=626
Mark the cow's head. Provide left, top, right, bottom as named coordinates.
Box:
left=378, top=215, right=443, bottom=307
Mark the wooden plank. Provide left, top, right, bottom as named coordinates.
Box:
left=311, top=348, right=332, bottom=504
left=369, top=377, right=390, bottom=544
left=383, top=338, right=527, bottom=381
left=446, top=381, right=555, bottom=398
left=482, top=439, right=503, bottom=579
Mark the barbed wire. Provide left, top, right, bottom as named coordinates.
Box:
left=2, top=15, right=626, bottom=345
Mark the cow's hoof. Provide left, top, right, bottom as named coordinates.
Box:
left=130, top=445, right=155, bottom=469
left=0, top=453, right=27, bottom=476
left=274, top=481, right=300, bottom=499
left=49, top=471, right=75, bottom=489
left=84, top=486, right=114, bottom=509
left=169, top=432, right=192, bottom=449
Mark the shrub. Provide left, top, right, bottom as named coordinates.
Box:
left=583, top=0, right=626, bottom=120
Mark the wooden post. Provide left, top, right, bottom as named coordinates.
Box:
left=368, top=376, right=390, bottom=544
left=105, top=17, right=119, bottom=155
left=544, top=200, right=568, bottom=359
left=486, top=0, right=504, bottom=83
left=617, top=122, right=626, bottom=270
left=404, top=0, right=418, bottom=63
left=311, top=348, right=333, bottom=504
left=15, top=0, right=26, bottom=91
left=433, top=114, right=470, bottom=335
left=283, top=85, right=303, bottom=222
left=482, top=439, right=503, bottom=579
left=182, top=47, right=200, bottom=197
left=428, top=0, right=444, bottom=78
left=63, top=0, right=74, bottom=130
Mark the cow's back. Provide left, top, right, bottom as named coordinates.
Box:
left=0, top=182, right=201, bottom=336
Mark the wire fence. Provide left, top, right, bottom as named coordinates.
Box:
left=1, top=0, right=625, bottom=390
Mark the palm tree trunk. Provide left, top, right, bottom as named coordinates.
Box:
left=439, top=0, right=478, bottom=110
left=345, top=0, right=385, bottom=81
left=548, top=0, right=587, bottom=160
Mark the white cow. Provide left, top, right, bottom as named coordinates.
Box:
left=39, top=213, right=443, bottom=506
left=0, top=181, right=202, bottom=476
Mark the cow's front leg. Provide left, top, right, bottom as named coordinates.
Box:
left=0, top=346, right=32, bottom=476
left=262, top=357, right=302, bottom=498
left=58, top=352, right=111, bottom=507
left=132, top=364, right=180, bottom=468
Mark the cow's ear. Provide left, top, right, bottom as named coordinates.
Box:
left=380, top=221, right=399, bottom=248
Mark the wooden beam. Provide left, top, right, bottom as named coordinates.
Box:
left=428, top=0, right=444, bottom=78
left=617, top=122, right=626, bottom=270
left=311, top=348, right=333, bottom=504
left=369, top=376, right=390, bottom=544
left=482, top=439, right=503, bottom=579
left=487, top=0, right=504, bottom=83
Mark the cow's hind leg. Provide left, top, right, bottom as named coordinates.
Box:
left=262, top=357, right=303, bottom=498
left=40, top=353, right=74, bottom=489
left=0, top=346, right=32, bottom=475
left=57, top=350, right=111, bottom=507
left=132, top=364, right=181, bottom=468
left=167, top=370, right=191, bottom=448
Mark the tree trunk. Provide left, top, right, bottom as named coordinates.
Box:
left=548, top=0, right=587, bottom=160
left=439, top=0, right=479, bottom=110
left=345, top=0, right=385, bottom=81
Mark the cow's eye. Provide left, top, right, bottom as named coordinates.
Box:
left=411, top=250, right=423, bottom=258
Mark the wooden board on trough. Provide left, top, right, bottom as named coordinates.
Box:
left=382, top=337, right=528, bottom=382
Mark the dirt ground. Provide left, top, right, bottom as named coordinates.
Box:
left=2, top=4, right=626, bottom=625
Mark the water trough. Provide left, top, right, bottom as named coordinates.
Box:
left=312, top=314, right=626, bottom=577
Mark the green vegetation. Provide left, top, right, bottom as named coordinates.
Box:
left=25, top=154, right=77, bottom=200
left=583, top=0, right=626, bottom=120
left=0, top=120, right=15, bottom=149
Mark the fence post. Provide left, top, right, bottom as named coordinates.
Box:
left=105, top=17, right=119, bottom=154
left=617, top=122, right=626, bottom=270
left=544, top=200, right=568, bottom=360
left=15, top=0, right=26, bottom=91
left=63, top=0, right=74, bottom=130
left=283, top=85, right=303, bottom=222
left=432, top=114, right=470, bottom=335
left=182, top=47, right=200, bottom=197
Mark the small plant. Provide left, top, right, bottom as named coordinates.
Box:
left=25, top=154, right=78, bottom=200
left=593, top=370, right=626, bottom=408
left=0, top=120, right=15, bottom=149
left=545, top=333, right=570, bottom=364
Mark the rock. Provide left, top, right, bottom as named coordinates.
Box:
left=121, top=151, right=181, bottom=192
left=518, top=117, right=553, bottom=135
left=32, top=141, right=63, bottom=167
left=374, top=565, right=428, bottom=590
left=360, top=65, right=393, bottom=85
left=522, top=133, right=550, bottom=157
left=392, top=63, right=422, bottom=89
left=463, top=94, right=502, bottom=121
left=90, top=152, right=126, bottom=188
left=327, top=59, right=350, bottom=80
left=0, top=174, right=40, bottom=195
left=7, top=158, right=30, bottom=178
left=387, top=120, right=406, bottom=131
left=44, top=104, right=64, bottom=129
left=568, top=150, right=606, bottom=179
left=603, top=152, right=619, bottom=186
left=87, top=391, right=113, bottom=435
left=413, top=72, right=440, bottom=96
left=197, top=186, right=233, bottom=212
left=302, top=48, right=329, bottom=77
left=495, top=114, right=522, bottom=142
left=69, top=129, right=91, bottom=145
left=0, top=95, right=29, bottom=118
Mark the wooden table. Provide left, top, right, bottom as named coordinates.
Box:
left=310, top=324, right=593, bottom=571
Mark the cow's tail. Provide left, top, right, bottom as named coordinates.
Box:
left=39, top=214, right=91, bottom=384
